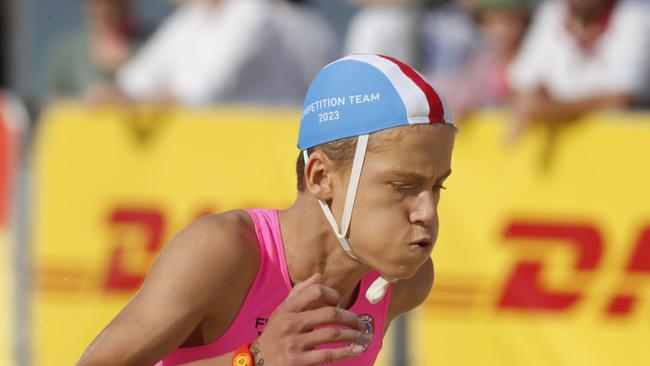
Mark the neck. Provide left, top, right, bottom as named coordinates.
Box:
left=278, top=195, right=372, bottom=308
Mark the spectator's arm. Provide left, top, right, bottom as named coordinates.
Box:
left=173, top=0, right=273, bottom=105
left=506, top=91, right=633, bottom=144
left=118, top=0, right=276, bottom=106
left=115, top=4, right=197, bottom=102
left=515, top=91, right=633, bottom=122
left=506, top=1, right=558, bottom=96
left=603, top=1, right=650, bottom=105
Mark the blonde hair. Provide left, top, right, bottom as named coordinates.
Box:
left=295, top=124, right=454, bottom=191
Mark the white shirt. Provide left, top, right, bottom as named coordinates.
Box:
left=508, top=0, right=650, bottom=102
left=345, top=5, right=417, bottom=65
left=117, top=0, right=338, bottom=106
left=344, top=4, right=479, bottom=75
left=273, top=1, right=339, bottom=87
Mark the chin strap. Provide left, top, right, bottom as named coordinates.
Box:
left=303, top=134, right=396, bottom=304
left=366, top=276, right=399, bottom=304
left=303, top=134, right=368, bottom=260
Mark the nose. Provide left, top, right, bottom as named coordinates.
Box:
left=409, top=191, right=437, bottom=227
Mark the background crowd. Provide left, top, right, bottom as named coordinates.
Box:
left=3, top=0, right=650, bottom=136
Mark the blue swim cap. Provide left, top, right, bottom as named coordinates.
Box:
left=298, top=54, right=453, bottom=150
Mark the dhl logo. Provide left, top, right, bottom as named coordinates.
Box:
left=426, top=221, right=650, bottom=319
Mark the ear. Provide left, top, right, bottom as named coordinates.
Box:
left=304, top=150, right=334, bottom=200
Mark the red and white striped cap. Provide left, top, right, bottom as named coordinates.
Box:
left=298, top=53, right=453, bottom=150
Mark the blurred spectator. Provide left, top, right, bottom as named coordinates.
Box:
left=345, top=0, right=422, bottom=66
left=507, top=0, right=650, bottom=142
left=40, top=0, right=144, bottom=104
left=345, top=0, right=480, bottom=82
left=117, top=0, right=338, bottom=106
left=432, top=0, right=532, bottom=120
left=274, top=0, right=340, bottom=92
left=421, top=0, right=483, bottom=79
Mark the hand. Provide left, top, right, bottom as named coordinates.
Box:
left=83, top=83, right=129, bottom=105
left=507, top=93, right=549, bottom=145
left=253, top=273, right=371, bottom=365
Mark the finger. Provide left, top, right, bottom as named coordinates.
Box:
left=300, top=306, right=366, bottom=332
left=299, top=344, right=365, bottom=365
left=300, top=327, right=372, bottom=350
left=285, top=284, right=341, bottom=312
left=286, top=273, right=322, bottom=300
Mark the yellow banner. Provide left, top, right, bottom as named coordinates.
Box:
left=32, top=104, right=650, bottom=365
left=415, top=111, right=650, bottom=366
left=31, top=104, right=301, bottom=366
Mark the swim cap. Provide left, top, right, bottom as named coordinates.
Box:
left=298, top=53, right=453, bottom=150
left=298, top=54, right=453, bottom=304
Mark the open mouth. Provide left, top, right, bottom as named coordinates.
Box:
left=409, top=240, right=433, bottom=254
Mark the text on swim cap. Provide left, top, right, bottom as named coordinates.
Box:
left=302, top=93, right=381, bottom=121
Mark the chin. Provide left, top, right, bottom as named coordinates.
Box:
left=383, top=262, right=422, bottom=280
left=367, top=250, right=430, bottom=279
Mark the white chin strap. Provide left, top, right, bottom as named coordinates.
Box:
left=303, top=134, right=397, bottom=304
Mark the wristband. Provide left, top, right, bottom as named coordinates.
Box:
left=232, top=343, right=254, bottom=366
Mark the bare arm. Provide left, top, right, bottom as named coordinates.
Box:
left=77, top=213, right=259, bottom=366
left=512, top=92, right=633, bottom=122
left=506, top=91, right=634, bottom=143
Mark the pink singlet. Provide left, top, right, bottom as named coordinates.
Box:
left=157, top=208, right=392, bottom=365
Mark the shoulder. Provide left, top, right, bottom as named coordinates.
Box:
left=160, top=210, right=258, bottom=271
left=183, top=210, right=256, bottom=243
left=386, top=258, right=433, bottom=323
left=76, top=210, right=261, bottom=365
left=144, top=210, right=260, bottom=308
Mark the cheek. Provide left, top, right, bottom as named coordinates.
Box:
left=432, top=214, right=440, bottom=242
left=360, top=184, right=404, bottom=210
left=350, top=184, right=412, bottom=241
left=352, top=194, right=409, bottom=238
left=358, top=206, right=406, bottom=232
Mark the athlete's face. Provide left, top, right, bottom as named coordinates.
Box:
left=333, top=125, right=455, bottom=279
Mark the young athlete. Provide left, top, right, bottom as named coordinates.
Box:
left=77, top=54, right=455, bottom=366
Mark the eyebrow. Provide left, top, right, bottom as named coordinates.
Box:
left=384, top=169, right=452, bottom=182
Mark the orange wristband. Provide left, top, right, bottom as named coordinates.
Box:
left=232, top=343, right=254, bottom=366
